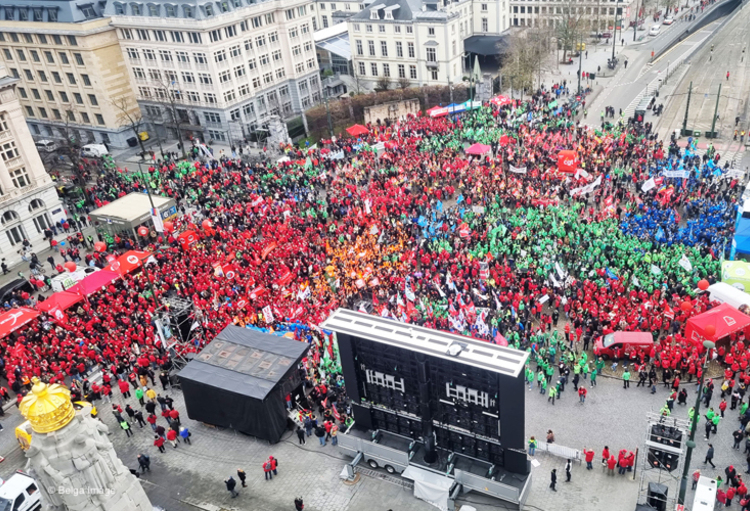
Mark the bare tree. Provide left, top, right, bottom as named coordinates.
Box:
left=146, top=72, right=191, bottom=159
left=501, top=29, right=549, bottom=95
left=555, top=0, right=588, bottom=62
left=397, top=76, right=411, bottom=90
left=54, top=108, right=93, bottom=205
left=112, top=95, right=149, bottom=158
left=375, top=75, right=391, bottom=92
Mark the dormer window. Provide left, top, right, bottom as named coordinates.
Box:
left=204, top=3, right=214, bottom=16
left=370, top=10, right=378, bottom=19
left=384, top=11, right=392, bottom=19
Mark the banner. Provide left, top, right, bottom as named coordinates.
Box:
left=557, top=150, right=578, bottom=173
left=262, top=305, right=275, bottom=323
left=726, top=169, right=745, bottom=179
left=509, top=165, right=527, bottom=174
left=641, top=178, right=656, bottom=192
left=663, top=169, right=690, bottom=179
left=678, top=254, right=693, bottom=272
left=570, top=175, right=602, bottom=196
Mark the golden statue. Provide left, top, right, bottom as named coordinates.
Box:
left=19, top=378, right=76, bottom=433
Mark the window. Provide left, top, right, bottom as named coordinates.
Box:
left=38, top=71, right=47, bottom=82
left=6, top=223, right=26, bottom=246
left=368, top=41, right=375, bottom=56
left=289, top=27, right=298, bottom=39
left=186, top=91, right=199, bottom=102
left=366, top=24, right=372, bottom=33
left=301, top=23, right=309, bottom=34
left=358, top=61, right=365, bottom=75
left=24, top=69, right=33, bottom=81
left=159, top=50, right=172, bottom=62
left=355, top=40, right=363, bottom=56
left=256, top=35, right=266, bottom=47
left=204, top=4, right=214, bottom=15
left=209, top=29, right=222, bottom=42
left=1, top=49, right=10, bottom=61
left=66, top=110, right=75, bottom=121
left=219, top=70, right=231, bottom=83
left=45, top=90, right=54, bottom=101
left=272, top=50, right=282, bottom=62
left=238, top=84, right=250, bottom=96
left=243, top=102, right=254, bottom=116
left=275, top=68, right=285, bottom=79
left=18, top=8, right=27, bottom=20
left=17, top=88, right=26, bottom=99
left=409, top=64, right=417, bottom=79
left=269, top=32, right=278, bottom=44
left=194, top=53, right=207, bottom=65
left=16, top=50, right=25, bottom=61
left=32, top=89, right=41, bottom=100
left=383, top=63, right=390, bottom=77
left=396, top=41, right=403, bottom=57
left=165, top=4, right=176, bottom=16
left=353, top=23, right=360, bottom=32
left=81, top=74, right=91, bottom=86
left=9, top=69, right=18, bottom=79
left=398, top=63, right=405, bottom=78
left=73, top=52, right=84, bottom=65
left=204, top=112, right=221, bottom=123
left=143, top=49, right=155, bottom=61
left=181, top=72, right=195, bottom=83
left=247, top=58, right=256, bottom=70
left=428, top=27, right=435, bottom=36
left=251, top=77, right=260, bottom=88
left=264, top=13, right=274, bottom=24
left=380, top=25, right=386, bottom=33
left=52, top=108, right=61, bottom=119
left=223, top=89, right=236, bottom=102
left=406, top=26, right=413, bottom=34
left=81, top=112, right=90, bottom=123
left=149, top=69, right=161, bottom=81
left=204, top=93, right=217, bottom=103
left=44, top=51, right=54, bottom=64
left=285, top=8, right=295, bottom=20
left=229, top=45, right=241, bottom=59
left=184, top=5, right=194, bottom=17
left=225, top=25, right=237, bottom=38
left=408, top=42, right=415, bottom=58
left=322, top=15, right=328, bottom=28
left=214, top=50, right=227, bottom=63
left=482, top=18, right=488, bottom=32
left=263, top=71, right=273, bottom=84
left=381, top=41, right=388, bottom=57
left=153, top=30, right=167, bottom=42
left=126, top=48, right=139, bottom=60
left=259, top=54, right=269, bottom=66
left=88, top=94, right=98, bottom=106
left=66, top=73, right=76, bottom=85
left=199, top=73, right=212, bottom=85
left=188, top=32, right=202, bottom=44
left=33, top=7, right=43, bottom=21
left=95, top=114, right=104, bottom=125
left=219, top=1, right=230, bottom=12
left=39, top=108, right=47, bottom=118
left=431, top=69, right=438, bottom=80
left=72, top=92, right=83, bottom=104
left=59, top=91, right=69, bottom=103
left=176, top=51, right=189, bottom=63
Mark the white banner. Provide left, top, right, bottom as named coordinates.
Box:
left=472, top=205, right=486, bottom=214
left=570, top=175, right=602, bottom=196
left=663, top=170, right=690, bottom=179
left=678, top=254, right=693, bottom=272
left=262, top=305, right=275, bottom=323
left=641, top=177, right=656, bottom=192
left=726, top=168, right=745, bottom=179
left=509, top=165, right=527, bottom=174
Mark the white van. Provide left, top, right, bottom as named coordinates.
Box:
left=0, top=472, right=42, bottom=511
left=81, top=144, right=109, bottom=158
left=50, top=266, right=100, bottom=293
left=692, top=475, right=717, bottom=511
left=649, top=24, right=661, bottom=36
left=707, top=282, right=750, bottom=309
left=35, top=140, right=57, bottom=153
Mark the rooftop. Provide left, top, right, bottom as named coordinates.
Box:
left=321, top=308, right=529, bottom=377
left=0, top=0, right=106, bottom=23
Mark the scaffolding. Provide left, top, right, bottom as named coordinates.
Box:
left=637, top=412, right=691, bottom=511
left=155, top=294, right=205, bottom=376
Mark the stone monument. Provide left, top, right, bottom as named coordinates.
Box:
left=19, top=378, right=153, bottom=511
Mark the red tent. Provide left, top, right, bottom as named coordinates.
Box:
left=346, top=124, right=369, bottom=137
left=466, top=143, right=492, bottom=156
left=0, top=307, right=39, bottom=338
left=67, top=270, right=120, bottom=296
left=37, top=291, right=83, bottom=314
left=426, top=106, right=449, bottom=118
left=685, top=303, right=750, bottom=345
left=490, top=95, right=512, bottom=107
left=178, top=230, right=199, bottom=250
left=105, top=250, right=152, bottom=275
left=557, top=150, right=578, bottom=173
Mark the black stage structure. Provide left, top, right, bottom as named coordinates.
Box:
left=322, top=309, right=531, bottom=477
left=178, top=325, right=309, bottom=443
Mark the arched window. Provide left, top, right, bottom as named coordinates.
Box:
left=28, top=199, right=45, bottom=213
left=1, top=210, right=19, bottom=225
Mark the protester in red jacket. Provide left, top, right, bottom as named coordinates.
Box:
left=583, top=448, right=595, bottom=470
left=153, top=435, right=165, bottom=453
left=118, top=379, right=131, bottom=398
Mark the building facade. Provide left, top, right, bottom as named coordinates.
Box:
left=348, top=0, right=509, bottom=88
left=0, top=0, right=141, bottom=148
left=0, top=65, right=63, bottom=264
left=509, top=0, right=635, bottom=32
left=105, top=0, right=323, bottom=144
left=314, top=0, right=365, bottom=29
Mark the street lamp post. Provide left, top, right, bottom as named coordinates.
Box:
left=677, top=339, right=715, bottom=505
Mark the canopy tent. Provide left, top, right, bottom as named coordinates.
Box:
left=67, top=270, right=120, bottom=296
left=104, top=250, right=153, bottom=276
left=427, top=106, right=449, bottom=118
left=37, top=291, right=84, bottom=314
left=733, top=219, right=750, bottom=255
left=466, top=143, right=492, bottom=156
left=346, top=124, right=369, bottom=137
left=684, top=303, right=750, bottom=346
left=491, top=95, right=512, bottom=107
left=0, top=307, right=39, bottom=338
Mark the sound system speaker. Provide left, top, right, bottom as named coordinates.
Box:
left=504, top=449, right=530, bottom=475
left=647, top=482, right=668, bottom=511
left=351, top=403, right=373, bottom=430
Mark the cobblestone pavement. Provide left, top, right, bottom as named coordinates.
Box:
left=0, top=370, right=742, bottom=511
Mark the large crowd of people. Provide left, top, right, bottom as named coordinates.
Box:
left=0, top=85, right=748, bottom=475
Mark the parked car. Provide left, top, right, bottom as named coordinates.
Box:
left=593, top=331, right=654, bottom=359
left=663, top=16, right=674, bottom=25
left=81, top=144, right=109, bottom=158
left=0, top=278, right=35, bottom=305
left=649, top=24, right=662, bottom=36
left=34, top=139, right=57, bottom=153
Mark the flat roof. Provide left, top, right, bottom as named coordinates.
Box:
left=321, top=308, right=528, bottom=377
left=89, top=192, right=174, bottom=224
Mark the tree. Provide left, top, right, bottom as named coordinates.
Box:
left=112, top=95, right=148, bottom=158
left=54, top=108, right=94, bottom=205
left=397, top=76, right=411, bottom=90
left=500, top=29, right=549, bottom=96
left=375, top=75, right=391, bottom=92
left=147, top=72, right=191, bottom=159
left=555, top=0, right=588, bottom=62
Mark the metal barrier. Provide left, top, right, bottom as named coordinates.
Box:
left=536, top=442, right=583, bottom=463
